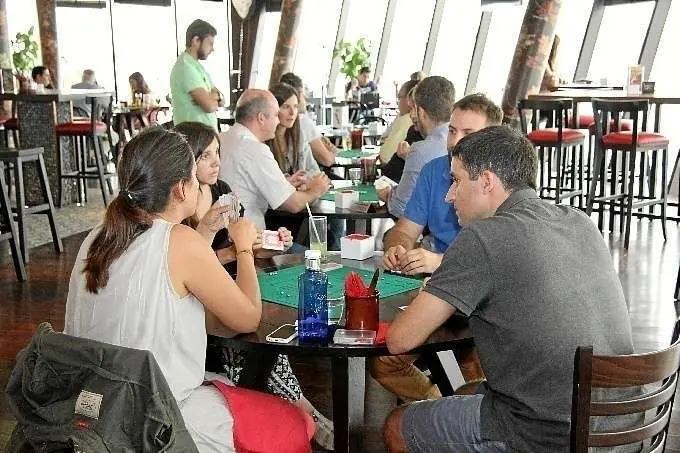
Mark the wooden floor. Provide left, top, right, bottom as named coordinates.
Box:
left=1, top=214, right=680, bottom=451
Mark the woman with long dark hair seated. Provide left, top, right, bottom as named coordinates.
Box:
left=267, top=82, right=320, bottom=188
left=64, top=127, right=310, bottom=452
left=174, top=121, right=295, bottom=263
left=173, top=121, right=334, bottom=450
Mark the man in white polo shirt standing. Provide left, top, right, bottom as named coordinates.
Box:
left=219, top=89, right=331, bottom=230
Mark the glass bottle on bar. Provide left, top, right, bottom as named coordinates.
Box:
left=298, top=250, right=329, bottom=342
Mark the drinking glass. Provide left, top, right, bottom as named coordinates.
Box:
left=309, top=216, right=328, bottom=263
left=361, top=157, right=377, bottom=184
left=351, top=129, right=364, bottom=149
left=345, top=291, right=379, bottom=331
left=327, top=293, right=345, bottom=325
left=348, top=168, right=362, bottom=186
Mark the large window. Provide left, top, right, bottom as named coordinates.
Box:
left=379, top=0, right=435, bottom=102
left=474, top=2, right=527, bottom=103
left=6, top=2, right=42, bottom=81
left=429, top=0, right=481, bottom=98
left=12, top=1, right=229, bottom=99
left=587, top=2, right=655, bottom=85
left=110, top=3, right=177, bottom=102
left=553, top=0, right=593, bottom=82
left=56, top=7, right=114, bottom=92
left=249, top=11, right=281, bottom=88
left=331, top=0, right=388, bottom=98
left=293, top=0, right=342, bottom=97
left=650, top=0, right=680, bottom=188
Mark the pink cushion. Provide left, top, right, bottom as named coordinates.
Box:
left=588, top=119, right=633, bottom=134
left=3, top=117, right=18, bottom=129
left=568, top=113, right=594, bottom=129
left=209, top=379, right=313, bottom=453
left=527, top=128, right=585, bottom=143
left=56, top=120, right=107, bottom=135
left=602, top=131, right=669, bottom=147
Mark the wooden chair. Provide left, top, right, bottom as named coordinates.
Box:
left=347, top=101, right=368, bottom=125
left=0, top=147, right=63, bottom=263
left=56, top=95, right=115, bottom=207
left=586, top=99, right=668, bottom=249
left=0, top=160, right=26, bottom=281
left=570, top=318, right=680, bottom=452
left=518, top=98, right=585, bottom=206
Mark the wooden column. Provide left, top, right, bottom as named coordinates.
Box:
left=36, top=0, right=59, bottom=88
left=269, top=0, right=303, bottom=88
left=0, top=0, right=13, bottom=100
left=0, top=0, right=10, bottom=69
left=230, top=1, right=264, bottom=107
left=501, top=0, right=561, bottom=127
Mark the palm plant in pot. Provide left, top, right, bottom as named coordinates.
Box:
left=333, top=37, right=371, bottom=94
left=11, top=27, right=39, bottom=93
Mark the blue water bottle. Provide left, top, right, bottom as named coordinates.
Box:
left=298, top=250, right=329, bottom=342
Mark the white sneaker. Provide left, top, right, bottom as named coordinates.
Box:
left=312, top=409, right=334, bottom=450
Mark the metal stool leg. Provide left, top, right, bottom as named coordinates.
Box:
left=13, top=156, right=27, bottom=263
left=623, top=152, right=637, bottom=249
left=0, top=164, right=26, bottom=280
left=661, top=148, right=668, bottom=242
left=92, top=135, right=110, bottom=206
left=37, top=154, right=63, bottom=254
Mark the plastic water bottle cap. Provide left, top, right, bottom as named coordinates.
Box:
left=305, top=249, right=321, bottom=260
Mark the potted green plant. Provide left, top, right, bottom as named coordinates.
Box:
left=11, top=27, right=40, bottom=93
left=333, top=37, right=371, bottom=86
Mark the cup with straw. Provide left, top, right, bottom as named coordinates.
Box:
left=306, top=203, right=327, bottom=263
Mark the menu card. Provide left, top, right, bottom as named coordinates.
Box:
left=626, top=65, right=644, bottom=95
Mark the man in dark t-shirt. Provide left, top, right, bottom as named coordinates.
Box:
left=383, top=126, right=634, bottom=452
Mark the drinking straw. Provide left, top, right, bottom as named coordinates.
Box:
left=305, top=203, right=321, bottom=245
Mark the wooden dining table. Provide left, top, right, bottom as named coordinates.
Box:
left=206, top=253, right=472, bottom=453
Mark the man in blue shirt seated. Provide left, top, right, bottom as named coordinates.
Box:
left=381, top=94, right=503, bottom=276
left=370, top=95, right=503, bottom=404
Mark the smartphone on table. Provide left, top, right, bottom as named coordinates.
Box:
left=265, top=324, right=298, bottom=343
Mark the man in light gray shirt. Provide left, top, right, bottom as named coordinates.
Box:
left=378, top=76, right=455, bottom=219
left=218, top=89, right=330, bottom=230
left=71, top=69, right=100, bottom=118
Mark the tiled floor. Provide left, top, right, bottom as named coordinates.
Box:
left=1, top=200, right=680, bottom=451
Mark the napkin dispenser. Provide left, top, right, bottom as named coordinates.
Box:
left=335, top=190, right=360, bottom=209
left=341, top=234, right=375, bottom=260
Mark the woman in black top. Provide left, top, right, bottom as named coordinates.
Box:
left=172, top=122, right=334, bottom=450
left=174, top=122, right=294, bottom=263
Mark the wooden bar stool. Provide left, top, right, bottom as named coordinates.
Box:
left=518, top=98, right=585, bottom=206
left=0, top=100, right=20, bottom=149
left=0, top=147, right=63, bottom=263
left=56, top=95, right=115, bottom=207
left=586, top=99, right=669, bottom=249
left=0, top=161, right=26, bottom=281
